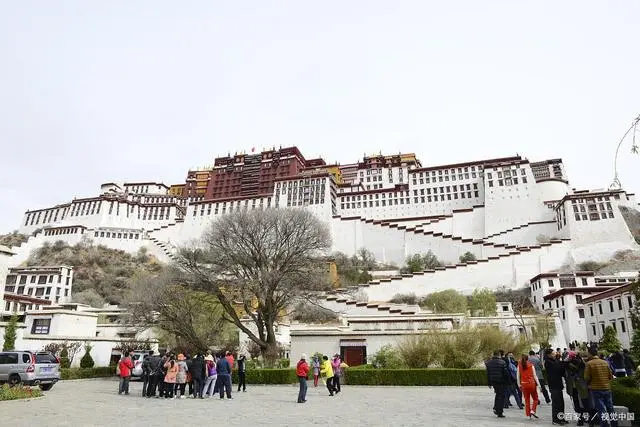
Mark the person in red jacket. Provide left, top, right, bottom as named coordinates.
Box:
left=296, top=354, right=309, bottom=403
left=118, top=351, right=134, bottom=395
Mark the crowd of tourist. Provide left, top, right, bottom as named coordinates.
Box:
left=485, top=345, right=637, bottom=426
left=117, top=350, right=246, bottom=399
left=116, top=350, right=347, bottom=404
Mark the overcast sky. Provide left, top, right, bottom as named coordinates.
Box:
left=1, top=1, right=639, bottom=234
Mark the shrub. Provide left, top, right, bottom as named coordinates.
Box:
left=611, top=378, right=640, bottom=426
left=459, top=251, right=476, bottom=263
left=344, top=369, right=487, bottom=386
left=0, top=384, right=43, bottom=401
left=600, top=326, right=621, bottom=354
left=389, top=293, right=419, bottom=305
left=61, top=367, right=115, bottom=380
left=79, top=344, right=95, bottom=369
left=369, top=345, right=405, bottom=368
left=397, top=334, right=439, bottom=368
left=231, top=369, right=300, bottom=384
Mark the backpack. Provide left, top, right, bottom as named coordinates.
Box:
left=207, top=361, right=217, bottom=376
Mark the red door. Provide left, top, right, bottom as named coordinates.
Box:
left=343, top=347, right=366, bottom=366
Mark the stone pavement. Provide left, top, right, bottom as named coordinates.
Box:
left=1, top=378, right=570, bottom=426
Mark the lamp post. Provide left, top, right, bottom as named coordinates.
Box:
left=609, top=114, right=640, bottom=190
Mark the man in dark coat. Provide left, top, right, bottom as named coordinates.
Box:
left=544, top=348, right=568, bottom=425
left=143, top=350, right=161, bottom=397
left=485, top=350, right=510, bottom=418
left=190, top=354, right=206, bottom=398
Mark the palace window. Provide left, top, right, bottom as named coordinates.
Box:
left=31, top=319, right=51, bottom=335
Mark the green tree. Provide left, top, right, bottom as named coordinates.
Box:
left=421, top=289, right=467, bottom=313
left=80, top=343, right=95, bottom=368
left=469, top=288, right=497, bottom=316
left=369, top=344, right=405, bottom=368
left=459, top=251, right=477, bottom=263
left=2, top=314, right=19, bottom=351
left=401, top=251, right=442, bottom=273
left=599, top=326, right=621, bottom=354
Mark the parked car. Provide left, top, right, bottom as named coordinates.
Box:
left=129, top=351, right=149, bottom=379
left=0, top=350, right=60, bottom=390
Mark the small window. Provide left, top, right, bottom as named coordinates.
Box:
left=22, top=353, right=31, bottom=363
left=31, top=318, right=51, bottom=335
left=578, top=309, right=585, bottom=319
left=620, top=320, right=626, bottom=333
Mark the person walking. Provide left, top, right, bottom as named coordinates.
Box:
left=504, top=353, right=523, bottom=409
left=585, top=347, right=618, bottom=427
left=203, top=355, right=218, bottom=398
left=185, top=354, right=193, bottom=397
left=296, top=354, right=309, bottom=403
left=237, top=354, right=247, bottom=392
left=174, top=354, right=189, bottom=398
left=528, top=350, right=551, bottom=404
left=118, top=351, right=134, bottom=395
left=485, top=350, right=509, bottom=418
left=565, top=352, right=591, bottom=427
left=312, top=356, right=321, bottom=387
left=320, top=355, right=336, bottom=396
left=217, top=353, right=233, bottom=400
left=190, top=353, right=206, bottom=399
left=544, top=348, right=567, bottom=425
left=517, top=354, right=540, bottom=419
left=163, top=356, right=178, bottom=399
left=331, top=354, right=342, bottom=394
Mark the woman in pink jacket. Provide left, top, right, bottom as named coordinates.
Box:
left=164, top=356, right=179, bottom=399
left=331, top=354, right=342, bottom=394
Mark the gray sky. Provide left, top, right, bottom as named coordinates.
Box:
left=1, top=1, right=639, bottom=234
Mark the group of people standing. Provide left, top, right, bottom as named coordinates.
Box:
left=117, top=350, right=247, bottom=400
left=296, top=353, right=345, bottom=403
left=486, top=345, right=636, bottom=426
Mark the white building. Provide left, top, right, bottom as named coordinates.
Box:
left=4, top=266, right=73, bottom=305
left=287, top=302, right=562, bottom=367
left=0, top=245, right=14, bottom=310
left=0, top=303, right=158, bottom=367
left=528, top=271, right=638, bottom=346
left=583, top=283, right=637, bottom=350
left=4, top=150, right=639, bottom=325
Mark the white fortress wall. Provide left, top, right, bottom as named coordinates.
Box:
left=485, top=221, right=559, bottom=246
left=345, top=240, right=571, bottom=301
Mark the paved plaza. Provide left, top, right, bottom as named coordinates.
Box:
left=2, top=378, right=569, bottom=426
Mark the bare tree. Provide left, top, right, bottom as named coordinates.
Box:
left=494, top=286, right=537, bottom=340
left=125, top=271, right=231, bottom=353
left=174, top=208, right=332, bottom=362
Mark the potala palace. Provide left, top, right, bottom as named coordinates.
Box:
left=2, top=147, right=639, bottom=364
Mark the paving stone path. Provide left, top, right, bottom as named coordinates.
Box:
left=2, top=378, right=569, bottom=426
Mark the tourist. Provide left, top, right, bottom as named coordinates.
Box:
left=610, top=351, right=627, bottom=378
left=504, top=352, right=523, bottom=410
left=225, top=351, right=235, bottom=389
left=331, top=354, right=342, bottom=394
left=584, top=347, right=618, bottom=427
left=155, top=352, right=169, bottom=398
left=141, top=353, right=151, bottom=397
left=544, top=348, right=567, bottom=425
left=517, top=354, right=539, bottom=419
left=144, top=350, right=161, bottom=397
left=296, top=353, right=309, bottom=403
left=528, top=350, right=551, bottom=404
left=203, top=354, right=218, bottom=398
left=237, top=354, right=247, bottom=392
left=312, top=356, right=321, bottom=387
left=174, top=354, right=189, bottom=398
left=185, top=354, right=193, bottom=396
left=565, top=351, right=591, bottom=427
left=117, top=351, right=134, bottom=395
left=164, top=355, right=179, bottom=399
left=217, top=353, right=233, bottom=399
left=485, top=350, right=509, bottom=418
left=320, top=355, right=336, bottom=396
left=190, top=353, right=206, bottom=399
left=622, top=349, right=636, bottom=376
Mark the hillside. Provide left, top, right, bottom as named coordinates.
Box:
left=0, top=231, right=29, bottom=248
left=24, top=240, right=164, bottom=306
